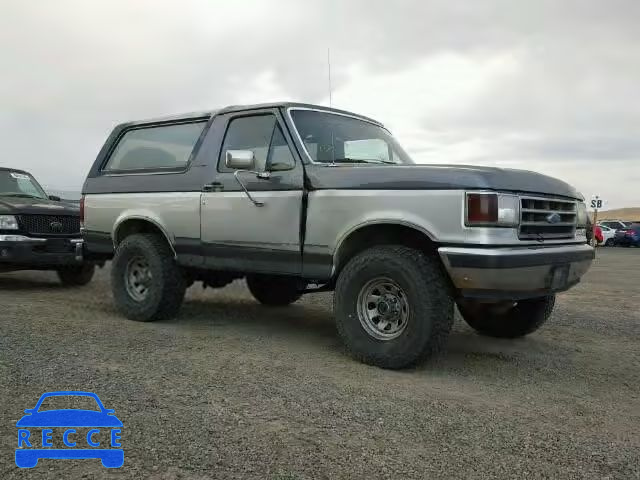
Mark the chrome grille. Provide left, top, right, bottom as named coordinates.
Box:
left=519, top=197, right=577, bottom=240
left=18, top=215, right=80, bottom=236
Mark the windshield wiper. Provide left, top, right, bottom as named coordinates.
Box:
left=328, top=158, right=397, bottom=165
left=0, top=193, right=44, bottom=199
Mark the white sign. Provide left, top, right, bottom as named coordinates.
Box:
left=590, top=197, right=603, bottom=210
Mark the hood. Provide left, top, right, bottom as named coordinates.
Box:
left=0, top=196, right=80, bottom=216
left=305, top=164, right=583, bottom=200
left=16, top=409, right=123, bottom=428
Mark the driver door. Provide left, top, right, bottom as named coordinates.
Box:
left=200, top=109, right=304, bottom=274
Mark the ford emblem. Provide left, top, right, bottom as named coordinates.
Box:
left=49, top=221, right=63, bottom=232
left=546, top=213, right=562, bottom=224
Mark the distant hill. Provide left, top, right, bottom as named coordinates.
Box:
left=592, top=207, right=640, bottom=222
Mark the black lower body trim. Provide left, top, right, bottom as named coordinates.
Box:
left=175, top=241, right=302, bottom=275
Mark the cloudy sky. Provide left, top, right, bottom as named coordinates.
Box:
left=1, top=0, right=638, bottom=208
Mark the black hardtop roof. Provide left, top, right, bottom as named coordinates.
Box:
left=120, top=102, right=383, bottom=128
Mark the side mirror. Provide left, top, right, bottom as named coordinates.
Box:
left=225, top=150, right=255, bottom=171
left=105, top=409, right=115, bottom=415
left=48, top=195, right=61, bottom=201
left=24, top=409, right=34, bottom=414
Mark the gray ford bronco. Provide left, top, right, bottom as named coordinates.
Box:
left=82, top=102, right=594, bottom=369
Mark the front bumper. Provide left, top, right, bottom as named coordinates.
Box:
left=439, top=243, right=594, bottom=299
left=0, top=235, right=83, bottom=271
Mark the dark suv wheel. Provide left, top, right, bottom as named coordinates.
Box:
left=57, top=264, right=95, bottom=286
left=111, top=233, right=186, bottom=321
left=334, top=245, right=454, bottom=369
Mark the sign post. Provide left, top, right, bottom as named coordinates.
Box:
left=590, top=196, right=603, bottom=247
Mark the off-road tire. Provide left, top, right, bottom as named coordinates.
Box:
left=111, top=233, right=186, bottom=321
left=57, top=264, right=95, bottom=286
left=334, top=245, right=454, bottom=369
left=459, top=295, right=555, bottom=338
left=246, top=275, right=302, bottom=306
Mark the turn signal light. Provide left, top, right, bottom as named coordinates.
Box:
left=467, top=193, right=498, bottom=224
left=465, top=192, right=519, bottom=227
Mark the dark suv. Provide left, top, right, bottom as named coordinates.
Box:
left=0, top=167, right=95, bottom=285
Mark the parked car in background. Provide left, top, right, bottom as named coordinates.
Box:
left=599, top=220, right=632, bottom=231
left=614, top=224, right=640, bottom=247
left=0, top=167, right=95, bottom=285
left=596, top=224, right=616, bottom=246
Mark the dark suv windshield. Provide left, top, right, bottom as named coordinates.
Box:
left=290, top=109, right=413, bottom=165
left=0, top=170, right=48, bottom=199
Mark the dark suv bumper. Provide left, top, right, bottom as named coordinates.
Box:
left=0, top=235, right=83, bottom=271
left=439, top=243, right=595, bottom=299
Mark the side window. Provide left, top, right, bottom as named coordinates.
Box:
left=219, top=115, right=295, bottom=172
left=103, top=121, right=207, bottom=172
left=267, top=124, right=296, bottom=172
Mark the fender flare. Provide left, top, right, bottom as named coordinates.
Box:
left=111, top=215, right=177, bottom=258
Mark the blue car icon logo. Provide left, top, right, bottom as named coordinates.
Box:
left=15, top=391, right=123, bottom=468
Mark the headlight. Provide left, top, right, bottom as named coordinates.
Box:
left=0, top=215, right=18, bottom=230
left=465, top=192, right=519, bottom=227
left=576, top=202, right=588, bottom=227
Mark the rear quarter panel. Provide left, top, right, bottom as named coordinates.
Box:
left=83, top=192, right=201, bottom=250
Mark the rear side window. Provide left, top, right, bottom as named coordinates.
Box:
left=103, top=121, right=207, bottom=172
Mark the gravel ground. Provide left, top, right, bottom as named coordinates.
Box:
left=1, top=247, right=639, bottom=479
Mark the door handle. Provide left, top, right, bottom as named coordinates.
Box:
left=202, top=182, right=223, bottom=192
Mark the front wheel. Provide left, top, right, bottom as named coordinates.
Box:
left=458, top=295, right=555, bottom=338
left=334, top=245, right=453, bottom=369
left=605, top=238, right=614, bottom=247
left=57, top=264, right=95, bottom=286
left=111, top=233, right=186, bottom=321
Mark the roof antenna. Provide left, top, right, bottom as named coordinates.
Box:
left=327, top=48, right=333, bottom=107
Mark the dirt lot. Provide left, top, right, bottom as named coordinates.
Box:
left=1, top=247, right=639, bottom=479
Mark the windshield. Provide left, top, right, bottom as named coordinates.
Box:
left=290, top=109, right=413, bottom=165
left=0, top=170, right=48, bottom=199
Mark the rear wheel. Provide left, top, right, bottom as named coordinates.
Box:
left=458, top=295, right=555, bottom=338
left=334, top=245, right=453, bottom=369
left=246, top=275, right=302, bottom=306
left=111, top=233, right=186, bottom=321
left=57, top=264, right=95, bottom=286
